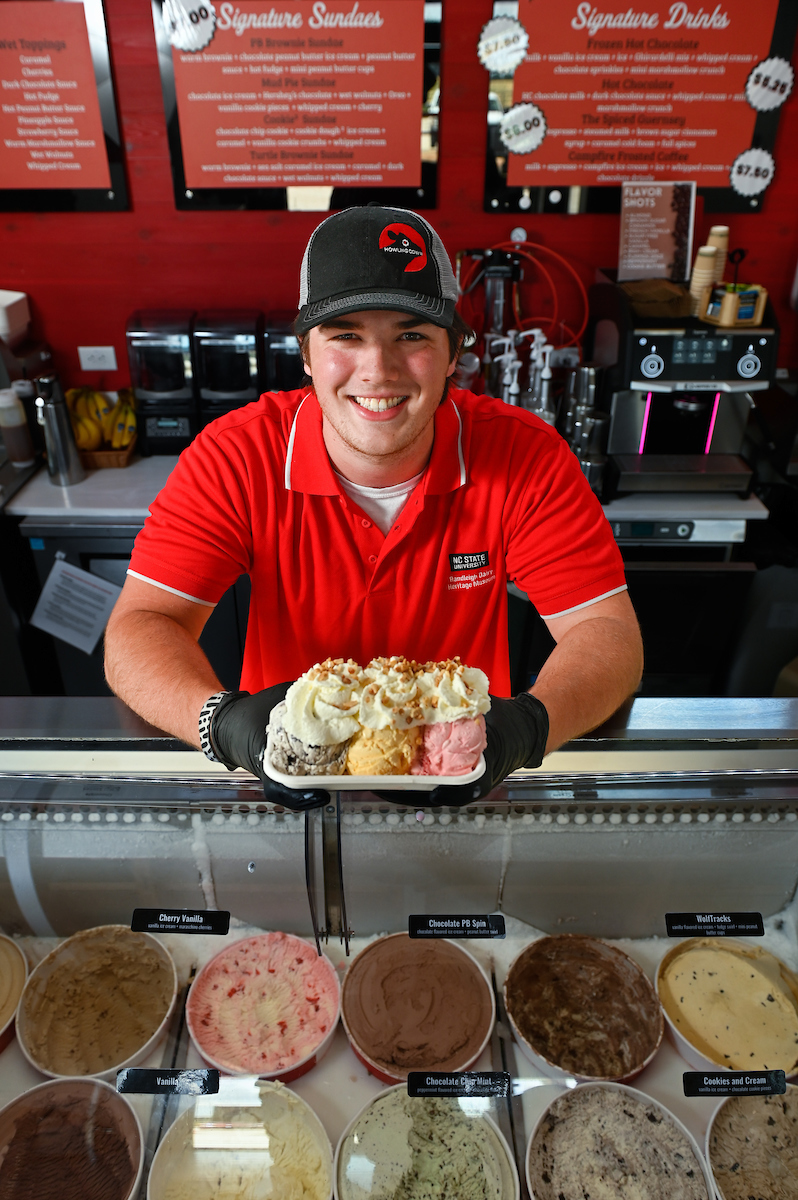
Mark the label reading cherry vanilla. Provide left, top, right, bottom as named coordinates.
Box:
left=131, top=907, right=231, bottom=935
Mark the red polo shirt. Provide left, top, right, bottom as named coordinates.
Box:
left=128, top=388, right=626, bottom=696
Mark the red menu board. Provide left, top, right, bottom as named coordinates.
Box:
left=0, top=1, right=111, bottom=190
left=169, top=0, right=424, bottom=190
left=506, top=0, right=781, bottom=189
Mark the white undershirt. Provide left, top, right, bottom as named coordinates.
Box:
left=335, top=469, right=424, bottom=535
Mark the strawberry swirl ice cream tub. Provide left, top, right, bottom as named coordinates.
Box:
left=186, top=932, right=340, bottom=1083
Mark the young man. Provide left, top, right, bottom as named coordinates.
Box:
left=105, top=205, right=642, bottom=808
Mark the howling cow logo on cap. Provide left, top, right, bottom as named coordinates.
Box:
left=378, top=223, right=427, bottom=273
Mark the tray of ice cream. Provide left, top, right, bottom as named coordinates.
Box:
left=264, top=656, right=488, bottom=789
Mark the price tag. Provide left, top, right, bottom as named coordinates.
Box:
left=131, top=908, right=230, bottom=935
left=117, top=1068, right=219, bottom=1095
left=477, top=17, right=528, bottom=76
left=730, top=148, right=775, bottom=198
left=408, top=1072, right=510, bottom=1098
left=746, top=57, right=794, bottom=112
left=162, top=0, right=217, bottom=52
left=500, top=103, right=547, bottom=155
left=683, top=1070, right=786, bottom=1098
left=665, top=912, right=764, bottom=938
left=409, top=914, right=505, bottom=939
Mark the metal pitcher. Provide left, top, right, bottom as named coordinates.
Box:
left=35, top=375, right=86, bottom=486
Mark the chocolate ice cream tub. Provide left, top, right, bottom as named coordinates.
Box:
left=335, top=1083, right=519, bottom=1200
left=656, top=938, right=798, bottom=1075
left=503, top=935, right=663, bottom=1083
left=17, top=925, right=177, bottom=1081
left=526, top=1082, right=713, bottom=1200
left=0, top=1077, right=143, bottom=1200
left=148, top=1078, right=333, bottom=1200
left=706, top=1085, right=798, bottom=1200
left=340, top=933, right=495, bottom=1085
left=0, top=934, right=27, bottom=1055
left=186, top=932, right=340, bottom=1083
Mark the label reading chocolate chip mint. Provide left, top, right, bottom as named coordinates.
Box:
left=683, top=1070, right=786, bottom=1098
left=408, top=1072, right=510, bottom=1098
left=131, top=907, right=230, bottom=935
left=117, top=1068, right=219, bottom=1095
left=409, top=914, right=506, bottom=939
left=665, top=912, right=764, bottom=938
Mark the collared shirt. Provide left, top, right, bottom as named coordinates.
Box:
left=128, top=387, right=626, bottom=696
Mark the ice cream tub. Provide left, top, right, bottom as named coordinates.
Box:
left=656, top=937, right=798, bottom=1076
left=503, top=934, right=664, bottom=1084
left=340, top=932, right=495, bottom=1085
left=705, top=1085, right=798, bottom=1200
left=186, top=931, right=340, bottom=1083
left=335, top=1083, right=520, bottom=1200
left=526, top=1082, right=714, bottom=1200
left=148, top=1076, right=333, bottom=1200
left=0, top=1076, right=144, bottom=1200
left=17, top=924, right=178, bottom=1081
left=0, top=933, right=28, bottom=1054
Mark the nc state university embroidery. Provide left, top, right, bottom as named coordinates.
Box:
left=378, top=223, right=427, bottom=272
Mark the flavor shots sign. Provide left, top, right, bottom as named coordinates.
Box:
left=0, top=1, right=111, bottom=190
left=164, top=1, right=424, bottom=193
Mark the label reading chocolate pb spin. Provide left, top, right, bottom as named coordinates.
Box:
left=409, top=914, right=506, bottom=939
left=117, top=1068, right=219, bottom=1095
left=408, top=1072, right=510, bottom=1098
left=683, top=1070, right=786, bottom=1097
left=665, top=912, right=764, bottom=938
left=131, top=907, right=230, bottom=935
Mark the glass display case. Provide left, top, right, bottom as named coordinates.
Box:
left=1, top=697, right=797, bottom=1199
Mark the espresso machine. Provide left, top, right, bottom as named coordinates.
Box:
left=584, top=282, right=779, bottom=496
left=126, top=310, right=198, bottom=455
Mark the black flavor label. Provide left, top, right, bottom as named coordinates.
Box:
left=408, top=1072, right=510, bottom=1098
left=117, top=1068, right=219, bottom=1095
left=409, top=914, right=506, bottom=939
left=131, top=908, right=230, bottom=935
left=666, top=912, right=764, bottom=938
left=683, top=1070, right=786, bottom=1097
left=449, top=551, right=489, bottom=572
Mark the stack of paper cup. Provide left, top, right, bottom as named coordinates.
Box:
left=707, top=225, right=729, bottom=281
left=689, top=245, right=717, bottom=314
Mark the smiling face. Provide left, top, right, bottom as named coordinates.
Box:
left=304, top=309, right=457, bottom=487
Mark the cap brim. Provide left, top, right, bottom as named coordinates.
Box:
left=295, top=290, right=455, bottom=334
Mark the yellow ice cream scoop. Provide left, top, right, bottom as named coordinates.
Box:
left=345, top=726, right=422, bottom=775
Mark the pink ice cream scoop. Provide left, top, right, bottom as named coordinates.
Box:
left=411, top=715, right=487, bottom=775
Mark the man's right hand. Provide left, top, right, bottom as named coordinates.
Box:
left=209, top=686, right=329, bottom=812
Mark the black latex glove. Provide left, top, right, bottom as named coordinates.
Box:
left=209, top=685, right=329, bottom=813
left=425, top=692, right=549, bottom=807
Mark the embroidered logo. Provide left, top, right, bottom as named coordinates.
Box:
left=378, top=223, right=427, bottom=273
left=449, top=551, right=489, bottom=571
left=447, top=549, right=495, bottom=593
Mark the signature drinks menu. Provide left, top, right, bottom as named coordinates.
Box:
left=507, top=0, right=781, bottom=188
left=171, top=1, right=424, bottom=190
left=0, top=1, right=110, bottom=190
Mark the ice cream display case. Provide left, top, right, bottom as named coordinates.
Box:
left=1, top=697, right=798, bottom=1199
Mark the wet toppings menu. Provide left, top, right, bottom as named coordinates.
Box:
left=507, top=0, right=781, bottom=188
left=0, top=1, right=111, bottom=190
left=170, top=1, right=424, bottom=190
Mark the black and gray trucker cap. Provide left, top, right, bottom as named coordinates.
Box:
left=295, top=205, right=458, bottom=334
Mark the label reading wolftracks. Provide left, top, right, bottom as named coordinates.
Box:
left=666, top=912, right=764, bottom=938
left=407, top=1072, right=510, bottom=1098
left=683, top=1070, right=786, bottom=1098
left=409, top=914, right=506, bottom=939
left=117, top=1068, right=220, bottom=1095
left=131, top=908, right=230, bottom=935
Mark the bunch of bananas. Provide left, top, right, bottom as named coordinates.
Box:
left=66, top=387, right=137, bottom=452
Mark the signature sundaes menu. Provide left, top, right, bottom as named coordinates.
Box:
left=0, top=1, right=111, bottom=190
left=169, top=0, right=424, bottom=190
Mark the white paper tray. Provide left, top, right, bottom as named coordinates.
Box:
left=263, top=727, right=485, bottom=792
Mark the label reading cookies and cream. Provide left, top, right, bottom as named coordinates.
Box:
left=409, top=914, right=506, bottom=939
left=666, top=912, right=764, bottom=937
left=117, top=1068, right=220, bottom=1095
left=407, top=1072, right=510, bottom=1098
left=131, top=907, right=230, bottom=935
left=683, top=1070, right=786, bottom=1097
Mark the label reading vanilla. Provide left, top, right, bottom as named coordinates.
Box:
left=409, top=914, right=506, bottom=939
left=683, top=1070, right=785, bottom=1097
left=408, top=1072, right=510, bottom=1098
left=117, top=1068, right=219, bottom=1095
left=131, top=907, right=230, bottom=935
left=666, top=912, right=764, bottom=937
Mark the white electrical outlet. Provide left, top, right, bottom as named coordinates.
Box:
left=78, top=345, right=117, bottom=371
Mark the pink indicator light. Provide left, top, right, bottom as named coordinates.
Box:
left=704, top=392, right=721, bottom=454
left=638, top=392, right=652, bottom=455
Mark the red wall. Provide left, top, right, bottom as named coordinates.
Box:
left=3, top=0, right=798, bottom=390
